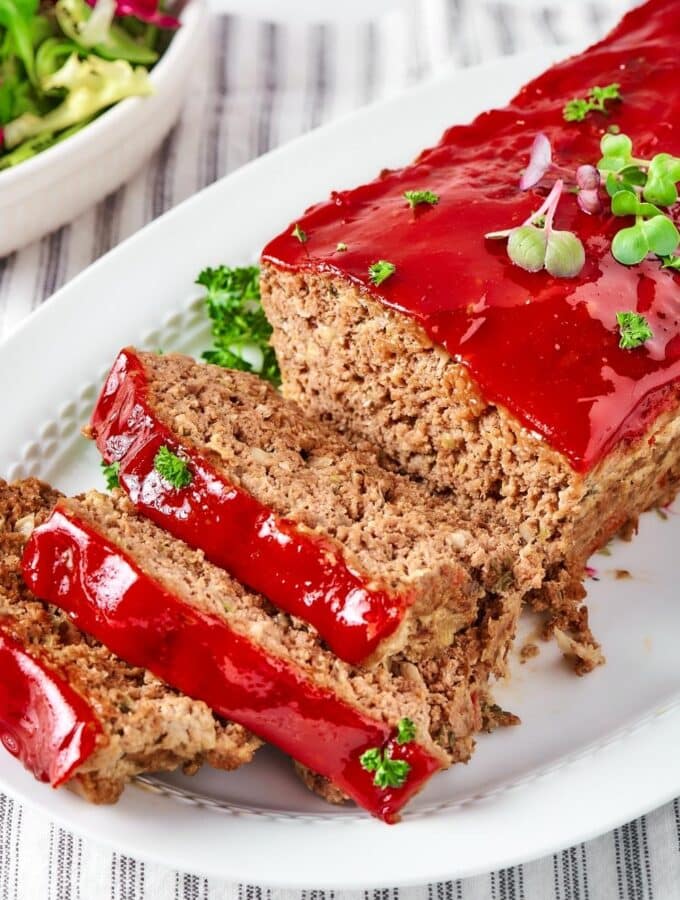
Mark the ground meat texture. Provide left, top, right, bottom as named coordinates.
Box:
left=31, top=489, right=525, bottom=811
left=89, top=349, right=542, bottom=667
left=0, top=479, right=261, bottom=803
left=260, top=266, right=680, bottom=669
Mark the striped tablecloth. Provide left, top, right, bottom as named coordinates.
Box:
left=1, top=1, right=678, bottom=896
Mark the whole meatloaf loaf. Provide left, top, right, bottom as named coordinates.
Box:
left=260, top=0, right=680, bottom=662
left=0, top=478, right=260, bottom=803
left=22, top=488, right=524, bottom=823
left=87, top=347, right=541, bottom=668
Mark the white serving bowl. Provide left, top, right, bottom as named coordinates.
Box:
left=0, top=0, right=207, bottom=257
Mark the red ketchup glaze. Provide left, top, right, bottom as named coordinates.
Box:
left=262, top=0, right=680, bottom=473
left=21, top=506, right=443, bottom=823
left=0, top=627, right=101, bottom=787
left=90, top=348, right=412, bottom=666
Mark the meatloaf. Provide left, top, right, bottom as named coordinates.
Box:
left=22, top=488, right=524, bottom=823
left=0, top=478, right=260, bottom=803
left=87, top=347, right=541, bottom=667
left=260, top=0, right=680, bottom=665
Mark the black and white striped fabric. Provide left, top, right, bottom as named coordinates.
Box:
left=1, top=1, right=676, bottom=896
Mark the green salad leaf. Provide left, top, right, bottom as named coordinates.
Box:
left=0, top=0, right=171, bottom=169
left=3, top=52, right=151, bottom=148
left=55, top=0, right=158, bottom=64
left=0, top=0, right=40, bottom=84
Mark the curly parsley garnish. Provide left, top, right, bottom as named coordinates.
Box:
left=368, top=260, right=396, bottom=286
left=359, top=747, right=410, bottom=789
left=291, top=223, right=308, bottom=243
left=101, top=460, right=120, bottom=491
left=616, top=312, right=653, bottom=350
left=563, top=83, right=621, bottom=122
left=404, top=190, right=439, bottom=209
left=396, top=717, right=416, bottom=744
left=154, top=446, right=193, bottom=489
left=198, top=265, right=280, bottom=386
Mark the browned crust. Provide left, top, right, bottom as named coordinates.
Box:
left=293, top=761, right=350, bottom=806
left=480, top=702, right=521, bottom=733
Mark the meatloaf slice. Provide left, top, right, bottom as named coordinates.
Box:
left=0, top=478, right=260, bottom=803
left=87, top=347, right=541, bottom=667
left=260, top=0, right=680, bottom=667
left=22, top=489, right=524, bottom=823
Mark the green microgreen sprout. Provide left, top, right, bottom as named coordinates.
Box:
left=368, top=259, right=396, bottom=286
left=404, top=189, right=439, bottom=209
left=563, top=83, right=621, bottom=122
left=153, top=446, right=193, bottom=489
left=101, top=459, right=120, bottom=491
left=597, top=132, right=680, bottom=266
left=359, top=746, right=411, bottom=789
left=616, top=311, right=653, bottom=350
left=291, top=223, right=307, bottom=243
left=486, top=179, right=585, bottom=278
left=396, top=717, right=416, bottom=744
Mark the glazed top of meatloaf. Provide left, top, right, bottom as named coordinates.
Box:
left=261, top=0, right=680, bottom=474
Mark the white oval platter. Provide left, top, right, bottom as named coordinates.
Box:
left=0, top=45, right=679, bottom=890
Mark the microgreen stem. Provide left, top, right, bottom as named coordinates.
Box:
left=543, top=179, right=563, bottom=237
left=524, top=179, right=563, bottom=237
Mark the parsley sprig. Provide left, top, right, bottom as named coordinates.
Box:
left=359, top=718, right=416, bottom=789
left=616, top=312, right=653, bottom=350
left=101, top=459, right=120, bottom=491
left=291, top=223, right=307, bottom=243
left=154, top=446, right=193, bottom=489
left=359, top=747, right=411, bottom=789
left=368, top=260, right=396, bottom=286
left=198, top=265, right=280, bottom=386
left=404, top=190, right=439, bottom=209
left=396, top=717, right=416, bottom=744
left=563, top=83, right=621, bottom=122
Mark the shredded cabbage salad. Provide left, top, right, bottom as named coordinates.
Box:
left=0, top=0, right=179, bottom=169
